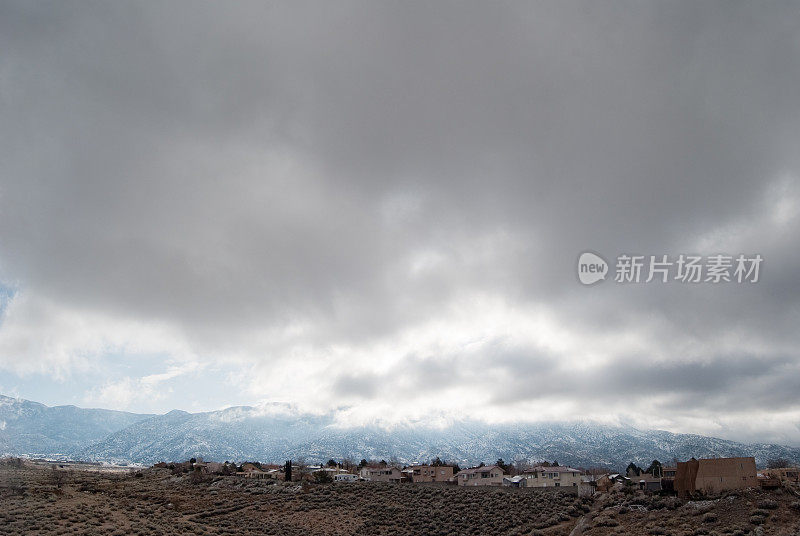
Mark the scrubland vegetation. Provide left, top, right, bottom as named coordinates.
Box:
left=1, top=460, right=798, bottom=535
left=584, top=489, right=800, bottom=535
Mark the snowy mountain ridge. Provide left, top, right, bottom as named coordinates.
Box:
left=1, top=395, right=798, bottom=469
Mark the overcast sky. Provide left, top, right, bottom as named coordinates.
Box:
left=1, top=1, right=799, bottom=445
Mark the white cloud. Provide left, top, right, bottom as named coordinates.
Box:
left=84, top=378, right=138, bottom=411
left=0, top=292, right=200, bottom=379
left=82, top=363, right=201, bottom=412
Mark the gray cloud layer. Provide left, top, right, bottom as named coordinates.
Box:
left=1, top=1, right=799, bottom=443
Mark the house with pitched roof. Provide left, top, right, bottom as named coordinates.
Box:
left=359, top=465, right=403, bottom=483
left=522, top=465, right=583, bottom=488
left=456, top=465, right=505, bottom=486
left=406, top=464, right=455, bottom=483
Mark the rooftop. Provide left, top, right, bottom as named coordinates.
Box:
left=524, top=466, right=582, bottom=474
left=457, top=465, right=503, bottom=475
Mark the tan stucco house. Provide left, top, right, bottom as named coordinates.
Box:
left=523, top=466, right=583, bottom=488
left=359, top=465, right=403, bottom=483
left=456, top=465, right=505, bottom=486
left=407, top=465, right=454, bottom=483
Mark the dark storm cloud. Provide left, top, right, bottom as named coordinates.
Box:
left=331, top=345, right=558, bottom=401
left=1, top=1, right=799, bottom=440
left=490, top=352, right=800, bottom=410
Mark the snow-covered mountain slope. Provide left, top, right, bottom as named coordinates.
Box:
left=0, top=394, right=152, bottom=459
left=2, top=394, right=798, bottom=469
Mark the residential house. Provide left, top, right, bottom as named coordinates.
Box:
left=579, top=474, right=604, bottom=496
left=502, top=475, right=526, bottom=487
left=406, top=465, right=454, bottom=483
left=240, top=463, right=268, bottom=479
left=594, top=474, right=614, bottom=492
left=625, top=467, right=662, bottom=492
left=595, top=473, right=631, bottom=492
left=196, top=461, right=224, bottom=474
left=313, top=467, right=352, bottom=477
left=758, top=472, right=781, bottom=489
left=659, top=466, right=677, bottom=492
left=359, top=465, right=403, bottom=483
left=675, top=457, right=757, bottom=497
left=636, top=473, right=662, bottom=491
left=265, top=468, right=285, bottom=480
left=762, top=467, right=799, bottom=486
left=240, top=463, right=299, bottom=481
left=523, top=466, right=583, bottom=489
left=456, top=465, right=506, bottom=486
left=240, top=463, right=261, bottom=474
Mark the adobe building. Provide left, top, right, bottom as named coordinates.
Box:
left=675, top=457, right=757, bottom=497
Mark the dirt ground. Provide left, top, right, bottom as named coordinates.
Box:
left=0, top=462, right=798, bottom=535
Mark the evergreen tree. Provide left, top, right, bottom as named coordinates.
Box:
left=626, top=462, right=642, bottom=477
left=645, top=460, right=662, bottom=477
left=284, top=460, right=292, bottom=482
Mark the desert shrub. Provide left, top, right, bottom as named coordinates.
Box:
left=663, top=497, right=681, bottom=510
left=702, top=512, right=718, bottom=523
left=594, top=516, right=619, bottom=527
left=312, top=471, right=332, bottom=484
left=757, top=499, right=778, bottom=510
left=189, top=469, right=207, bottom=484
left=749, top=514, right=766, bottom=525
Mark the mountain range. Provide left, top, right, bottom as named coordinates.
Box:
left=1, top=394, right=798, bottom=469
